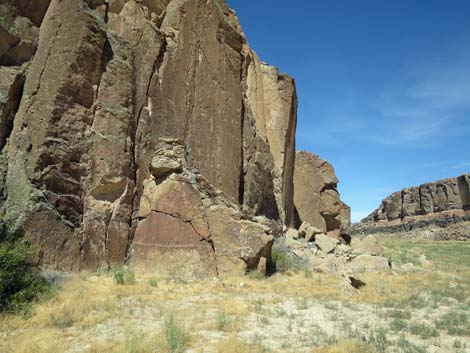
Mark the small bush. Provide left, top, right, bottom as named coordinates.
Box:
left=148, top=277, right=158, bottom=287
left=216, top=312, right=231, bottom=331
left=0, top=240, right=49, bottom=312
left=389, top=318, right=407, bottom=332
left=435, top=311, right=469, bottom=336
left=409, top=322, right=439, bottom=339
left=163, top=315, right=190, bottom=353
left=247, top=270, right=264, bottom=279
left=113, top=265, right=135, bottom=285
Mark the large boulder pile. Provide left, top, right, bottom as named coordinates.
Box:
left=353, top=174, right=470, bottom=239
left=293, top=151, right=350, bottom=238
left=273, top=223, right=391, bottom=274
left=0, top=0, right=297, bottom=277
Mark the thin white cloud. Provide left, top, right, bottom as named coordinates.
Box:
left=297, top=49, right=470, bottom=148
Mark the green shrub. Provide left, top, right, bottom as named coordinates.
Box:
left=247, top=270, right=264, bottom=279
left=113, top=265, right=135, bottom=285
left=0, top=240, right=48, bottom=312
left=163, top=315, right=190, bottom=353
left=148, top=277, right=158, bottom=287
left=216, top=312, right=231, bottom=331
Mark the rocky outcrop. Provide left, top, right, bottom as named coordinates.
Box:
left=354, top=174, right=470, bottom=236
left=0, top=0, right=296, bottom=278
left=293, top=151, right=350, bottom=238
left=273, top=229, right=390, bottom=274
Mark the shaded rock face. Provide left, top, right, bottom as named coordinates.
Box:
left=355, top=174, right=470, bottom=235
left=293, top=151, right=350, bottom=238
left=0, top=0, right=296, bottom=277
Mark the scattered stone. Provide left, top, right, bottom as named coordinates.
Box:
left=286, top=228, right=300, bottom=240
left=315, top=234, right=337, bottom=254
left=257, top=257, right=267, bottom=275
left=401, top=263, right=415, bottom=272
left=419, top=254, right=432, bottom=268
left=350, top=235, right=382, bottom=256
left=350, top=255, right=391, bottom=273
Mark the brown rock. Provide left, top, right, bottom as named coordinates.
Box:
left=0, top=66, right=24, bottom=149
left=0, top=4, right=40, bottom=65
left=0, top=0, right=293, bottom=278
left=294, top=151, right=350, bottom=237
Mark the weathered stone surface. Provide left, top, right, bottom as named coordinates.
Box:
left=0, top=4, right=41, bottom=66
left=0, top=0, right=296, bottom=277
left=315, top=233, right=337, bottom=254
left=294, top=151, right=350, bottom=237
left=350, top=235, right=382, bottom=256
left=354, top=174, right=470, bottom=236
left=0, top=66, right=24, bottom=149
left=298, top=222, right=322, bottom=242
left=350, top=255, right=391, bottom=273
left=243, top=50, right=297, bottom=226
left=2, top=0, right=51, bottom=27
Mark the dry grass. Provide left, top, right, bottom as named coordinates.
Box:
left=0, top=241, right=468, bottom=353
left=311, top=339, right=374, bottom=353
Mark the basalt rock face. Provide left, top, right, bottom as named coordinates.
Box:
left=354, top=174, right=470, bottom=236
left=0, top=0, right=297, bottom=278
left=293, top=151, right=350, bottom=238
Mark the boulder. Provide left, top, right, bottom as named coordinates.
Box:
left=315, top=233, right=337, bottom=254
left=350, top=235, right=382, bottom=256
left=286, top=228, right=300, bottom=240
left=293, top=151, right=350, bottom=238
left=298, top=222, right=322, bottom=242
left=350, top=255, right=391, bottom=273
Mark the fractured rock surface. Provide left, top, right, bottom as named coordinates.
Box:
left=0, top=0, right=295, bottom=277
left=293, top=151, right=350, bottom=238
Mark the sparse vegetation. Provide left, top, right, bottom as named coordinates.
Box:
left=0, top=241, right=469, bottom=352
left=113, top=265, right=136, bottom=285
left=0, top=239, right=49, bottom=312
left=216, top=312, right=232, bottom=331
left=148, top=277, right=158, bottom=287
left=163, top=315, right=190, bottom=353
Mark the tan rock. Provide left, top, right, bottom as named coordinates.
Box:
left=298, top=222, right=323, bottom=242
left=350, top=235, right=382, bottom=256
left=315, top=234, right=337, bottom=254
left=294, top=151, right=350, bottom=238
left=286, top=228, right=300, bottom=240
left=350, top=255, right=391, bottom=273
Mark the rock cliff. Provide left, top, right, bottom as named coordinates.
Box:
left=354, top=174, right=470, bottom=237
left=0, top=0, right=297, bottom=278
left=293, top=151, right=350, bottom=238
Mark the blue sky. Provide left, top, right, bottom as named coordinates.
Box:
left=227, top=0, right=470, bottom=222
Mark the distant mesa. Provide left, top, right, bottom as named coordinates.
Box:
left=353, top=174, right=470, bottom=239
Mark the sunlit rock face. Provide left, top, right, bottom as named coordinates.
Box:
left=293, top=151, right=351, bottom=239
left=0, top=0, right=297, bottom=278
